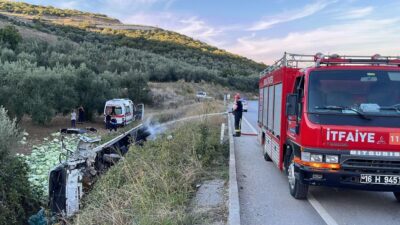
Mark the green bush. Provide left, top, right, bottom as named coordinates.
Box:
left=0, top=107, right=40, bottom=225
left=0, top=25, right=22, bottom=50
left=196, top=123, right=222, bottom=166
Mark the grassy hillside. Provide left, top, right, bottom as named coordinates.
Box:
left=0, top=1, right=115, bottom=21
left=0, top=1, right=264, bottom=125
left=0, top=1, right=265, bottom=75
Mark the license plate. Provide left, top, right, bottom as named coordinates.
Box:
left=360, top=174, right=400, bottom=185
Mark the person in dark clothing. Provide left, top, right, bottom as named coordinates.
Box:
left=78, top=106, right=85, bottom=123
left=105, top=112, right=112, bottom=130
left=110, top=118, right=118, bottom=132
left=105, top=110, right=117, bottom=132
left=232, top=93, right=243, bottom=137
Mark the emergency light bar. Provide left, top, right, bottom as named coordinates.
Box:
left=314, top=53, right=400, bottom=67
left=260, top=52, right=400, bottom=77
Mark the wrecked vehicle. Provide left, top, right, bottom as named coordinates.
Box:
left=49, top=124, right=150, bottom=218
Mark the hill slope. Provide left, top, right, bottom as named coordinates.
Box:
left=0, top=1, right=264, bottom=124
left=0, top=1, right=265, bottom=74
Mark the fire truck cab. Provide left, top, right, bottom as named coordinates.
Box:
left=258, top=53, right=400, bottom=200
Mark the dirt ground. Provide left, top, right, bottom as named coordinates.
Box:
left=16, top=115, right=106, bottom=154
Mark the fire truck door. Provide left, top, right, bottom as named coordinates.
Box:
left=288, top=76, right=304, bottom=137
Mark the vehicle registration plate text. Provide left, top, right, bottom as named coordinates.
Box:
left=360, top=174, right=400, bottom=185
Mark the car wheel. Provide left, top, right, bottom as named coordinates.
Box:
left=287, top=153, right=308, bottom=199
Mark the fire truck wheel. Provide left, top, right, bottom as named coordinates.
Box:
left=393, top=192, right=400, bottom=202
left=264, top=152, right=272, bottom=161
left=288, top=153, right=308, bottom=199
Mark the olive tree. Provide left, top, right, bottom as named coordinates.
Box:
left=0, top=25, right=22, bottom=50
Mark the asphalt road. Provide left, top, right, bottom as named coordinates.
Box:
left=234, top=101, right=400, bottom=225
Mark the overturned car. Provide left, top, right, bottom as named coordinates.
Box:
left=49, top=124, right=150, bottom=218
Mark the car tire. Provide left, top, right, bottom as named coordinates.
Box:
left=287, top=153, right=308, bottom=199
left=393, top=192, right=400, bottom=202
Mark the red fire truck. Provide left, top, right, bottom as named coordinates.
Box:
left=258, top=53, right=400, bottom=200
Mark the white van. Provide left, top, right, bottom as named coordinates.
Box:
left=104, top=99, right=143, bottom=126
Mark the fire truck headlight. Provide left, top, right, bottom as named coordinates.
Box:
left=301, top=152, right=311, bottom=162
left=325, top=155, right=339, bottom=163
left=310, top=154, right=323, bottom=162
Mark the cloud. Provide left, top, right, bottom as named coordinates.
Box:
left=164, top=0, right=176, bottom=10
left=339, top=6, right=374, bottom=19
left=229, top=18, right=400, bottom=64
left=248, top=0, right=336, bottom=31
left=124, top=13, right=228, bottom=45
left=175, top=17, right=224, bottom=44
left=123, top=11, right=173, bottom=26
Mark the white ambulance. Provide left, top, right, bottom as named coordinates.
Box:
left=104, top=99, right=143, bottom=126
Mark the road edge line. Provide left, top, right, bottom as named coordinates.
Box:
left=243, top=116, right=257, bottom=134
left=308, top=193, right=339, bottom=225
left=228, top=114, right=241, bottom=225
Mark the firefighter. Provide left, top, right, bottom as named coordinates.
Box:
left=232, top=93, right=243, bottom=137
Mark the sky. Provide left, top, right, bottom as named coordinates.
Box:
left=19, top=0, right=400, bottom=64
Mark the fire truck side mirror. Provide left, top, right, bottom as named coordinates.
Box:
left=286, top=94, right=298, bottom=117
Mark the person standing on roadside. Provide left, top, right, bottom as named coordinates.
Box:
left=232, top=93, right=243, bottom=137
left=71, top=109, right=77, bottom=128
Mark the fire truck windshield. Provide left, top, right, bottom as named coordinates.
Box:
left=308, top=70, right=400, bottom=117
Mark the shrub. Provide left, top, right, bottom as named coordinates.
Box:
left=0, top=25, right=22, bottom=50
left=0, top=107, right=39, bottom=225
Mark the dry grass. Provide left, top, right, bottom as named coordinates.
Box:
left=0, top=14, right=62, bottom=43
left=96, top=24, right=156, bottom=31
left=149, top=80, right=256, bottom=109
left=73, top=117, right=228, bottom=225
left=149, top=100, right=226, bottom=125
left=73, top=101, right=228, bottom=225
left=0, top=11, right=120, bottom=26
left=99, top=120, right=142, bottom=144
